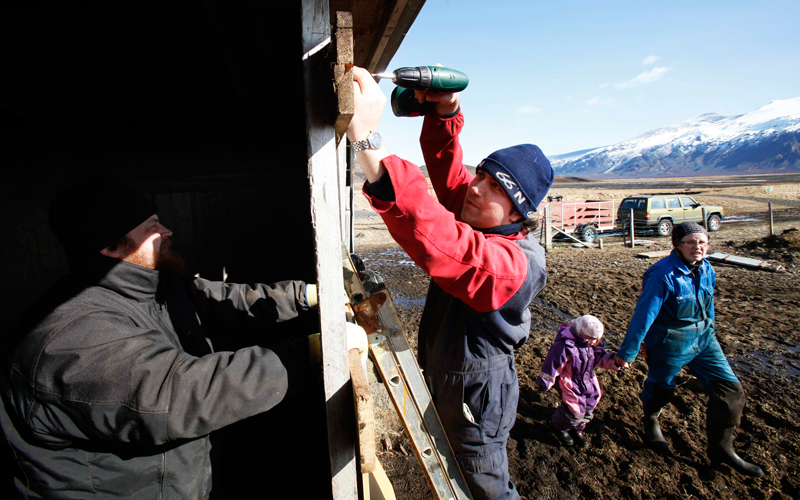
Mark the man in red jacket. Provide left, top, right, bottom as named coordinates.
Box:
left=347, top=67, right=553, bottom=500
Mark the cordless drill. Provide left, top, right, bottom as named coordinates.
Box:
left=372, top=66, right=469, bottom=117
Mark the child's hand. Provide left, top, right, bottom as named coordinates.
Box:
left=613, top=354, right=630, bottom=369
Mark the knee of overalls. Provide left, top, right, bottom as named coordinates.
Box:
left=456, top=441, right=517, bottom=500
left=707, top=380, right=745, bottom=426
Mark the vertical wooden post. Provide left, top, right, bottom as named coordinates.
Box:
left=769, top=202, right=774, bottom=236
left=333, top=11, right=355, bottom=253
left=302, top=2, right=357, bottom=499
left=629, top=209, right=635, bottom=248
left=702, top=208, right=707, bottom=230
left=545, top=205, right=552, bottom=251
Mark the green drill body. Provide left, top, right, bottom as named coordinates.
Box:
left=374, top=66, right=469, bottom=93
left=373, top=66, right=469, bottom=117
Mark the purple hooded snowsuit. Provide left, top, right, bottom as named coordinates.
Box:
left=537, top=322, right=620, bottom=431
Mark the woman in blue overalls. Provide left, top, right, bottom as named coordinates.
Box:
left=615, top=222, right=763, bottom=477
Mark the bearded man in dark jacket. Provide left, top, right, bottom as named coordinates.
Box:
left=0, top=176, right=346, bottom=499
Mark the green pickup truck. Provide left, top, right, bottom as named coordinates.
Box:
left=617, top=194, right=724, bottom=237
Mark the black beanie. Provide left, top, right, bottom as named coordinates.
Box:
left=476, top=144, right=554, bottom=220
left=49, top=175, right=158, bottom=256
left=672, top=222, right=709, bottom=246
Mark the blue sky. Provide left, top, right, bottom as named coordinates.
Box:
left=375, top=0, right=800, bottom=167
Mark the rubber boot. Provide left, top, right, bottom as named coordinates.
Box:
left=551, top=423, right=573, bottom=447
left=706, top=380, right=764, bottom=477
left=642, top=386, right=674, bottom=453
left=572, top=431, right=590, bottom=449
left=707, top=426, right=764, bottom=477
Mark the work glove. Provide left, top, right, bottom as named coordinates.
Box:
left=307, top=324, right=369, bottom=371
left=346, top=322, right=369, bottom=372
left=305, top=284, right=318, bottom=308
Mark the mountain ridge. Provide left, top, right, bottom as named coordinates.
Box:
left=551, top=97, right=800, bottom=178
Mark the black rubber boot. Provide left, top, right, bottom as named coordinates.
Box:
left=642, top=387, right=675, bottom=453
left=551, top=424, right=573, bottom=447
left=706, top=381, right=764, bottom=477
left=707, top=426, right=764, bottom=477
left=643, top=412, right=669, bottom=453
left=572, top=431, right=590, bottom=449
left=642, top=386, right=674, bottom=453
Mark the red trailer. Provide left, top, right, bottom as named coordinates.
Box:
left=537, top=199, right=616, bottom=243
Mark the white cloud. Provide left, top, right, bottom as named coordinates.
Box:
left=614, top=66, right=668, bottom=89
left=517, top=105, right=542, bottom=115
left=642, top=55, right=660, bottom=65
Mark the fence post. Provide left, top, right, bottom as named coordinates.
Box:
left=769, top=202, right=774, bottom=236
left=702, top=208, right=707, bottom=230
left=629, top=208, right=635, bottom=248
left=545, top=205, right=552, bottom=251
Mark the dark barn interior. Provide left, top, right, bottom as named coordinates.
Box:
left=1, top=1, right=424, bottom=498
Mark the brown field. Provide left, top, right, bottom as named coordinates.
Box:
left=353, top=173, right=800, bottom=500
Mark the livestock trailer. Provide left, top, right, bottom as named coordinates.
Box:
left=539, top=200, right=616, bottom=242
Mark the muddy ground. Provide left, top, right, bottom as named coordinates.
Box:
left=353, top=174, right=800, bottom=500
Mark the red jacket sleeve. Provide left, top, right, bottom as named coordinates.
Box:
left=420, top=110, right=472, bottom=215
left=363, top=156, right=528, bottom=313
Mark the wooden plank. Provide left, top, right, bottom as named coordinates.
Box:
left=334, top=12, right=354, bottom=141
left=350, top=349, right=376, bottom=474
left=707, top=252, right=785, bottom=271
left=707, top=253, right=763, bottom=267
left=334, top=11, right=354, bottom=253
left=303, top=1, right=358, bottom=498
left=636, top=250, right=672, bottom=259
left=367, top=460, right=397, bottom=500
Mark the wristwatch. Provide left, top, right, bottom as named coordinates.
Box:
left=351, top=131, right=382, bottom=152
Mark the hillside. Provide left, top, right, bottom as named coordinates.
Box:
left=551, top=98, right=800, bottom=178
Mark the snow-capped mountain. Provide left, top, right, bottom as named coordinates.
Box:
left=550, top=98, right=800, bottom=177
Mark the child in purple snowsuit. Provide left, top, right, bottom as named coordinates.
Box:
left=537, top=315, right=620, bottom=448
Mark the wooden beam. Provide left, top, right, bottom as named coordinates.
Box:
left=349, top=349, right=375, bottom=474
left=334, top=11, right=355, bottom=253
left=367, top=0, right=426, bottom=73
left=334, top=11, right=354, bottom=142
left=302, top=1, right=358, bottom=498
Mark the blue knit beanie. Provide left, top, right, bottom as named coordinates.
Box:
left=476, top=144, right=554, bottom=220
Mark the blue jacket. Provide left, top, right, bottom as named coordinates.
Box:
left=618, top=250, right=715, bottom=364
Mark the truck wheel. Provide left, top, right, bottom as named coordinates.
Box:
left=657, top=219, right=673, bottom=237
left=707, top=214, right=721, bottom=231
left=582, top=226, right=598, bottom=243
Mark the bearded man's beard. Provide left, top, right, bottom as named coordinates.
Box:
left=119, top=237, right=186, bottom=275
left=154, top=238, right=187, bottom=275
